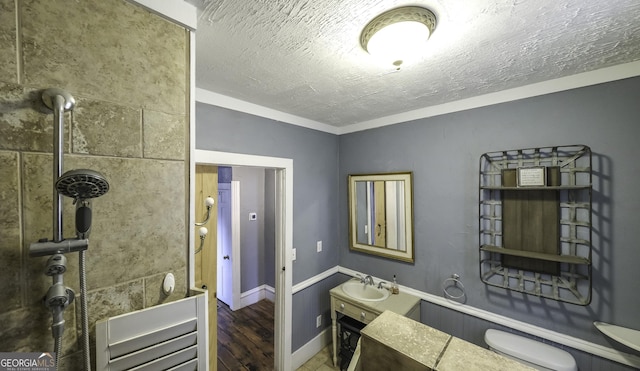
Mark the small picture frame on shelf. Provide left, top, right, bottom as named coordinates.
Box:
left=517, top=166, right=546, bottom=187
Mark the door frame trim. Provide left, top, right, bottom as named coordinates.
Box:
left=192, top=149, right=293, bottom=371
left=230, top=180, right=241, bottom=310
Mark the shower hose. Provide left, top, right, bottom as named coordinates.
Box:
left=80, top=250, right=91, bottom=371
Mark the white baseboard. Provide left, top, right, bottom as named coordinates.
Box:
left=265, top=285, right=275, bottom=302
left=239, top=284, right=274, bottom=308
left=291, top=328, right=332, bottom=370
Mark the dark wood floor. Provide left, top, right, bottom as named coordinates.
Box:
left=217, top=299, right=275, bottom=371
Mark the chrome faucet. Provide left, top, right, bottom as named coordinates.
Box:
left=363, top=275, right=374, bottom=286
left=377, top=281, right=387, bottom=289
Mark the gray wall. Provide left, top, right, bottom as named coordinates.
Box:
left=339, top=76, right=640, bottom=368
left=233, top=167, right=266, bottom=292
left=231, top=166, right=276, bottom=291
left=195, top=103, right=340, bottom=349
left=195, top=76, right=640, bottom=365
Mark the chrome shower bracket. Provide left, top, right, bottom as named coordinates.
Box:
left=29, top=238, right=89, bottom=257
left=42, top=88, right=75, bottom=112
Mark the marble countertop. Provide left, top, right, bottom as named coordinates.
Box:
left=361, top=310, right=450, bottom=368
left=360, top=310, right=535, bottom=371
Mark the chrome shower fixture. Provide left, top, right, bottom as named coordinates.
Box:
left=43, top=254, right=75, bottom=340
left=56, top=168, right=110, bottom=239
left=33, top=87, right=107, bottom=371
left=42, top=88, right=75, bottom=112
left=45, top=254, right=68, bottom=276
left=56, top=169, right=110, bottom=200
left=29, top=238, right=89, bottom=257
left=42, top=89, right=75, bottom=243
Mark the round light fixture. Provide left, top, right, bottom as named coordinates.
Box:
left=360, top=6, right=437, bottom=68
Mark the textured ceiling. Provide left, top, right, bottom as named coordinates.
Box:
left=186, top=0, right=640, bottom=127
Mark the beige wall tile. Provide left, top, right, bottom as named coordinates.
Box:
left=0, top=83, right=71, bottom=152
left=22, top=154, right=187, bottom=291
left=4, top=1, right=189, bottom=364
left=85, top=280, right=144, bottom=345
left=143, top=110, right=186, bottom=160
left=0, top=305, right=77, bottom=356
left=0, top=0, right=16, bottom=83
left=144, top=270, right=188, bottom=307
left=0, top=151, right=21, bottom=313
left=72, top=97, right=142, bottom=157
left=21, top=0, right=187, bottom=114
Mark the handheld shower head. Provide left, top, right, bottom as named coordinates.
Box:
left=56, top=169, right=109, bottom=239
left=56, top=169, right=109, bottom=200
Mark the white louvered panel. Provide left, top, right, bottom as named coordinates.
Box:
left=96, top=289, right=208, bottom=371
left=127, top=345, right=198, bottom=371
left=109, top=319, right=197, bottom=359
left=166, top=359, right=198, bottom=371
left=108, top=332, right=197, bottom=370
left=106, top=296, right=200, bottom=346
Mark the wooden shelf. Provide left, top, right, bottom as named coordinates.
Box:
left=481, top=245, right=590, bottom=265
left=479, top=145, right=593, bottom=305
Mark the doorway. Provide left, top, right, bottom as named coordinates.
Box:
left=216, top=178, right=241, bottom=310
left=218, top=168, right=276, bottom=311
left=194, top=164, right=218, bottom=369
left=195, top=150, right=293, bottom=371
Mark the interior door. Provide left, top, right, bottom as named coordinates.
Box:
left=373, top=180, right=386, bottom=247
left=195, top=165, right=218, bottom=370
left=217, top=182, right=232, bottom=306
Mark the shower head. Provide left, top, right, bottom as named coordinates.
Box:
left=56, top=169, right=109, bottom=239
left=56, top=169, right=109, bottom=200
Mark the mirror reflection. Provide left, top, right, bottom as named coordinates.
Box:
left=349, top=172, right=414, bottom=263
left=354, top=180, right=407, bottom=250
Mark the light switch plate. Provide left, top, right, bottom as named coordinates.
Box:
left=292, top=248, right=296, bottom=261
left=316, top=314, right=322, bottom=328
left=316, top=240, right=322, bottom=252
left=249, top=212, right=257, bottom=220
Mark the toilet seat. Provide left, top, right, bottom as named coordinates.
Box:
left=485, top=329, right=577, bottom=371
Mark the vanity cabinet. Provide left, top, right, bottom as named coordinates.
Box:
left=330, top=282, right=421, bottom=367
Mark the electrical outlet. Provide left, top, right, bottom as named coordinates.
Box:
left=316, top=314, right=322, bottom=328
left=292, top=248, right=296, bottom=261
left=316, top=240, right=322, bottom=252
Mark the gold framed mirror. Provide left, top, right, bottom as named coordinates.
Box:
left=348, top=172, right=414, bottom=263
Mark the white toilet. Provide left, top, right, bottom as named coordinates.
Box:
left=484, top=329, right=578, bottom=371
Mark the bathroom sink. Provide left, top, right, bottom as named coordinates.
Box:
left=341, top=281, right=390, bottom=302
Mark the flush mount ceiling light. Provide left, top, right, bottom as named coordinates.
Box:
left=360, top=6, right=437, bottom=69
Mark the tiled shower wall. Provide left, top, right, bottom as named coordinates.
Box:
left=0, top=0, right=189, bottom=369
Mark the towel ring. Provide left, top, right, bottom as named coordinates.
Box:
left=442, top=274, right=465, bottom=300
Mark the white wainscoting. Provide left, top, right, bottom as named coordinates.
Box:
left=293, top=266, right=640, bottom=369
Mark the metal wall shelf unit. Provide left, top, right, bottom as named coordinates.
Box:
left=479, top=145, right=592, bottom=305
